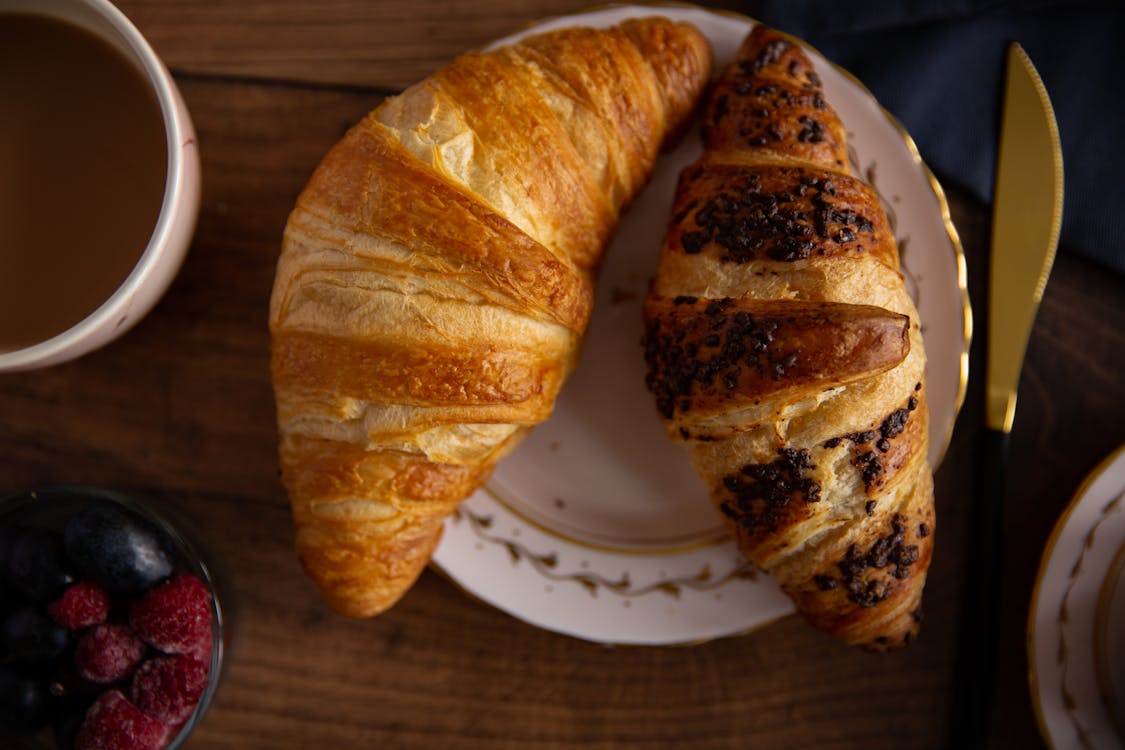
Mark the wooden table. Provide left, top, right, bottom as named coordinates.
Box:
left=3, top=1, right=1124, bottom=747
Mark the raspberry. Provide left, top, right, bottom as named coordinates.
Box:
left=129, top=574, right=212, bottom=661
left=47, top=581, right=111, bottom=630
left=75, top=690, right=171, bottom=750
left=131, top=655, right=208, bottom=724
left=75, top=624, right=147, bottom=683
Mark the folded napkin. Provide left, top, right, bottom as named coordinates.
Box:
left=747, top=0, right=1125, bottom=275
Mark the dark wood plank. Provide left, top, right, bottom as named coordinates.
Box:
left=992, top=250, right=1125, bottom=750
left=940, top=184, right=1125, bottom=750
left=2, top=4, right=1123, bottom=747
left=114, top=0, right=665, bottom=90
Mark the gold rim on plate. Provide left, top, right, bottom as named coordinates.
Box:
left=433, top=2, right=974, bottom=645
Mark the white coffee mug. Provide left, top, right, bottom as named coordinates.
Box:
left=0, top=0, right=200, bottom=372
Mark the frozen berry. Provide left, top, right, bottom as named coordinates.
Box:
left=75, top=690, right=170, bottom=750
left=0, top=663, right=50, bottom=733
left=48, top=581, right=111, bottom=630
left=129, top=574, right=212, bottom=661
left=7, top=526, right=76, bottom=602
left=75, top=624, right=147, bottom=684
left=2, top=605, right=69, bottom=664
left=64, top=503, right=173, bottom=596
left=131, top=655, right=208, bottom=725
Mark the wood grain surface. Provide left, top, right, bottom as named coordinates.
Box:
left=2, top=2, right=1123, bottom=748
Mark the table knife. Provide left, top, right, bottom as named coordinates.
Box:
left=949, top=43, right=1063, bottom=747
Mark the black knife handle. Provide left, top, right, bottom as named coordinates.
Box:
left=949, top=427, right=1011, bottom=748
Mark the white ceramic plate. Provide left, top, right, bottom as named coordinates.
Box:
left=431, top=4, right=971, bottom=645
left=1030, top=444, right=1125, bottom=749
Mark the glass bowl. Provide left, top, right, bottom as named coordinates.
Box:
left=0, top=486, right=229, bottom=749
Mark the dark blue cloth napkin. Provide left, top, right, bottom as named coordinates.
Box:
left=746, top=0, right=1125, bottom=275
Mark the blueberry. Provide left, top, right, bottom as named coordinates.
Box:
left=0, top=664, right=51, bottom=734
left=7, top=527, right=76, bottom=602
left=63, top=503, right=173, bottom=595
left=2, top=606, right=69, bottom=665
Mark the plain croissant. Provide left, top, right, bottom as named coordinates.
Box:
left=643, top=25, right=934, bottom=650
left=269, top=18, right=712, bottom=617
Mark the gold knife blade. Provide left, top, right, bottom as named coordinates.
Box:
left=985, top=43, right=1064, bottom=433
left=951, top=45, right=1064, bottom=745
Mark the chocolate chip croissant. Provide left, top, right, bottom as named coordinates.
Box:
left=269, top=18, right=712, bottom=617
left=643, top=25, right=933, bottom=650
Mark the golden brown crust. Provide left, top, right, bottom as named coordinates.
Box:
left=666, top=163, right=899, bottom=269
left=429, top=49, right=616, bottom=271
left=280, top=118, right=593, bottom=332
left=703, top=28, right=848, bottom=168
left=273, top=330, right=566, bottom=410
left=270, top=18, right=713, bottom=617
left=643, top=297, right=909, bottom=426
left=642, top=24, right=933, bottom=651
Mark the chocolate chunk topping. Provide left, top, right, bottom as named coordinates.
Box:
left=855, top=451, right=884, bottom=489
left=644, top=299, right=808, bottom=419
left=742, top=38, right=790, bottom=74
left=880, top=408, right=911, bottom=440
left=705, top=298, right=732, bottom=316
left=796, top=115, right=825, bottom=143
left=676, top=169, right=875, bottom=264
left=717, top=447, right=821, bottom=534
left=818, top=394, right=919, bottom=490
left=836, top=514, right=919, bottom=608
left=712, top=94, right=729, bottom=126
left=718, top=76, right=836, bottom=151
left=681, top=231, right=706, bottom=255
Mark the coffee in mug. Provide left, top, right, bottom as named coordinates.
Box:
left=0, top=12, right=168, bottom=351
left=0, top=0, right=200, bottom=372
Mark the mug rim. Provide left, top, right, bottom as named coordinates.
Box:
left=0, top=0, right=199, bottom=372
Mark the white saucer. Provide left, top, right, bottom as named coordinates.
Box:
left=1030, top=444, right=1125, bottom=748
